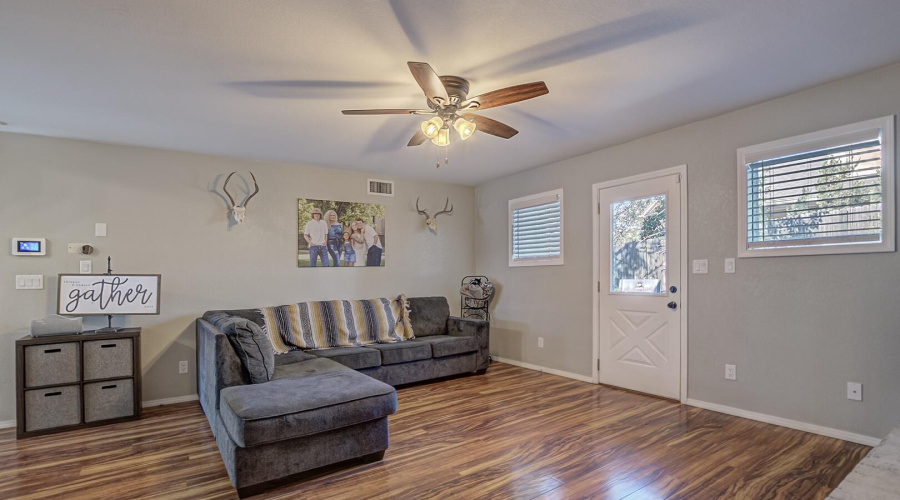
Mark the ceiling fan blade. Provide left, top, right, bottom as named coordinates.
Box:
left=342, top=109, right=429, bottom=115
left=407, top=129, right=428, bottom=147
left=463, top=82, right=548, bottom=111
left=407, top=62, right=449, bottom=105
left=464, top=114, right=519, bottom=139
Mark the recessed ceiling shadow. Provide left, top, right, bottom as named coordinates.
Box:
left=362, top=116, right=420, bottom=153
left=464, top=9, right=705, bottom=78
left=502, top=108, right=571, bottom=138
left=388, top=0, right=429, bottom=55
left=225, top=80, right=406, bottom=100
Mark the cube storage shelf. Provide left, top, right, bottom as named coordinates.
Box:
left=15, top=328, right=141, bottom=438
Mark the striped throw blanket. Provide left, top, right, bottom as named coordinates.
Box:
left=260, top=295, right=414, bottom=353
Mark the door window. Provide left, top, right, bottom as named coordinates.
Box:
left=610, top=194, right=667, bottom=294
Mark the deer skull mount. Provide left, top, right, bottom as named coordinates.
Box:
left=416, top=197, right=453, bottom=233
left=222, top=171, right=260, bottom=224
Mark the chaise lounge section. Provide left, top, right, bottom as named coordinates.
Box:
left=196, top=296, right=489, bottom=497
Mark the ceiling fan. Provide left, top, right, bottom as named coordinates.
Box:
left=342, top=62, right=549, bottom=147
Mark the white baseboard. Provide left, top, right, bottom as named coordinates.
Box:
left=493, top=356, right=594, bottom=383
left=686, top=398, right=882, bottom=447
left=0, top=419, right=15, bottom=430
left=141, top=394, right=199, bottom=408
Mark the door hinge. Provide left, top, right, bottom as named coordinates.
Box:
left=676, top=173, right=682, bottom=183
left=597, top=281, right=601, bottom=293
left=597, top=202, right=601, bottom=214
left=597, top=359, right=600, bottom=371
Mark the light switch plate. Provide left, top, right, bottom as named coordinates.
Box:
left=725, top=258, right=736, bottom=274
left=847, top=382, right=863, bottom=401
left=692, top=259, right=708, bottom=274
left=95, top=223, right=107, bottom=237
left=80, top=260, right=92, bottom=274
left=16, top=275, right=43, bottom=290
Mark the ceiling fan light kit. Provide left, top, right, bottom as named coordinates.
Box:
left=454, top=116, right=476, bottom=140
left=421, top=116, right=443, bottom=138
left=342, top=62, right=549, bottom=156
left=433, top=126, right=451, bottom=147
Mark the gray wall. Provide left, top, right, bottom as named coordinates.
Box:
left=0, top=133, right=475, bottom=423
left=476, top=62, right=900, bottom=439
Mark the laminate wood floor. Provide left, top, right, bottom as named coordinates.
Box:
left=0, top=363, right=869, bottom=500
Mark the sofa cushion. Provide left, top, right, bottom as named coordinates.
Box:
left=410, top=335, right=478, bottom=358
left=307, top=346, right=381, bottom=370
left=203, top=311, right=274, bottom=384
left=407, top=296, right=450, bottom=337
left=369, top=341, right=432, bottom=365
left=274, top=350, right=318, bottom=366
left=219, top=358, right=397, bottom=447
left=259, top=296, right=413, bottom=353
left=209, top=308, right=265, bottom=328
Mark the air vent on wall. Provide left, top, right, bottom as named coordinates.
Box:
left=368, top=179, right=394, bottom=197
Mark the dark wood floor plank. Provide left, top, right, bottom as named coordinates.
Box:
left=0, top=363, right=869, bottom=500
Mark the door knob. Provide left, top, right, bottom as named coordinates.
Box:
left=667, top=301, right=677, bottom=310
left=669, top=285, right=677, bottom=293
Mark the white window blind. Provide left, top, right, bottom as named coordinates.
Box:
left=509, top=189, right=564, bottom=266
left=738, top=116, right=895, bottom=257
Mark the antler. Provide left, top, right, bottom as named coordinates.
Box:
left=415, top=197, right=430, bottom=217
left=434, top=198, right=453, bottom=217
left=243, top=171, right=260, bottom=207
left=222, top=172, right=237, bottom=207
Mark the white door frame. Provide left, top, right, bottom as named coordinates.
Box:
left=591, top=165, right=689, bottom=403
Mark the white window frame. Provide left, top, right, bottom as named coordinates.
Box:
left=509, top=188, right=564, bottom=267
left=737, top=116, right=895, bottom=258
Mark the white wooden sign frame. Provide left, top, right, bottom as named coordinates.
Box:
left=57, top=274, right=161, bottom=316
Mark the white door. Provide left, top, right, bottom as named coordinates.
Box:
left=596, top=172, right=682, bottom=399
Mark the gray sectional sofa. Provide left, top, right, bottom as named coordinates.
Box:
left=196, top=296, right=489, bottom=497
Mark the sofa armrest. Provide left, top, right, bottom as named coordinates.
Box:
left=447, top=316, right=490, bottom=371
left=196, top=318, right=248, bottom=423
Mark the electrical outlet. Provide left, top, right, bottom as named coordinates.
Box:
left=538, top=337, right=544, bottom=348
left=95, top=223, right=107, bottom=237
left=847, top=382, right=862, bottom=401
left=179, top=360, right=189, bottom=374
left=80, top=260, right=92, bottom=274
left=725, top=364, right=736, bottom=381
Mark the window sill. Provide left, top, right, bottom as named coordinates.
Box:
left=509, top=258, right=565, bottom=267
left=738, top=240, right=895, bottom=258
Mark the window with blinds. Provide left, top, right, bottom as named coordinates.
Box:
left=738, top=116, right=894, bottom=257
left=509, top=189, right=564, bottom=266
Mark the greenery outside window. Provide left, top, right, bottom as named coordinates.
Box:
left=737, top=116, right=895, bottom=257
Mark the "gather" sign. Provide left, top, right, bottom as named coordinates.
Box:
left=57, top=274, right=161, bottom=316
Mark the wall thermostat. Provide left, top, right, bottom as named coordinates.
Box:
left=12, top=238, right=47, bottom=256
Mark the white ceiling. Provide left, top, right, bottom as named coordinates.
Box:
left=2, top=1, right=900, bottom=185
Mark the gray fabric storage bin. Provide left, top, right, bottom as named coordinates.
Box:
left=24, top=342, right=80, bottom=388
left=84, top=379, right=134, bottom=422
left=83, top=338, right=133, bottom=380
left=24, top=385, right=81, bottom=432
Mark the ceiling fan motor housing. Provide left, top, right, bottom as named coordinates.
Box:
left=437, top=75, right=470, bottom=104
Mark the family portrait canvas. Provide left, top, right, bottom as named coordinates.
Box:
left=298, top=198, right=386, bottom=268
